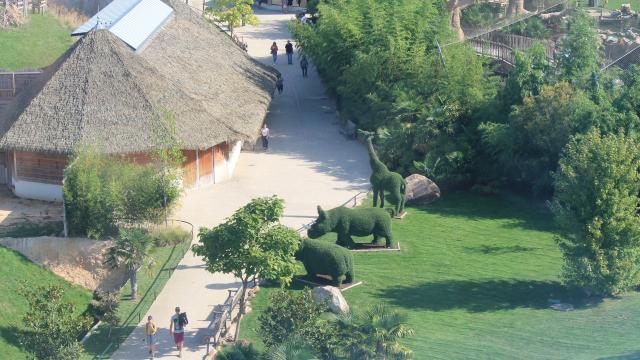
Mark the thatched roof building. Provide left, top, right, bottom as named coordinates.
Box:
left=0, top=0, right=278, bottom=201
left=0, top=0, right=277, bottom=154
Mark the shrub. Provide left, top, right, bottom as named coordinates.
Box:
left=258, top=289, right=337, bottom=358
left=149, top=226, right=192, bottom=247
left=215, top=340, right=262, bottom=360
left=18, top=284, right=93, bottom=360
left=552, top=130, right=640, bottom=295
left=295, top=239, right=354, bottom=286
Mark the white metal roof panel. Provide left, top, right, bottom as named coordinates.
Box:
left=109, top=0, right=174, bottom=51
left=72, top=0, right=141, bottom=36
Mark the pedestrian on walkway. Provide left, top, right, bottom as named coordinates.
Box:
left=276, top=75, right=284, bottom=94
left=282, top=0, right=288, bottom=13
left=300, top=56, right=309, bottom=77
left=261, top=123, right=270, bottom=150
left=144, top=315, right=157, bottom=359
left=285, top=40, right=294, bottom=65
left=297, top=0, right=301, bottom=6
left=270, top=42, right=278, bottom=64
left=170, top=307, right=186, bottom=358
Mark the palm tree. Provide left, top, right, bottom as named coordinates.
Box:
left=335, top=304, right=415, bottom=360
left=267, top=337, right=320, bottom=360
left=105, top=228, right=154, bottom=300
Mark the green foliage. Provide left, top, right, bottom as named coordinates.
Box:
left=0, top=220, right=63, bottom=238
left=215, top=340, right=263, bottom=360
left=506, top=17, right=551, bottom=39
left=481, top=82, right=603, bottom=194
left=552, top=129, right=640, bottom=295
left=193, top=196, right=300, bottom=313
left=296, top=239, right=354, bottom=286
left=105, top=228, right=155, bottom=300
left=206, top=0, right=257, bottom=33
left=558, top=11, right=600, bottom=85
left=88, top=290, right=120, bottom=338
left=258, top=289, right=333, bottom=355
left=461, top=3, right=502, bottom=28
left=149, top=225, right=192, bottom=247
left=64, top=111, right=182, bottom=239
left=17, top=284, right=93, bottom=360
left=308, top=206, right=393, bottom=248
left=267, top=337, right=320, bottom=360
left=334, top=304, right=414, bottom=359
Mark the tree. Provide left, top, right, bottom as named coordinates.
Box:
left=105, top=228, right=155, bottom=300
left=193, top=196, right=300, bottom=317
left=18, top=284, right=93, bottom=360
left=558, top=11, right=599, bottom=85
left=334, top=304, right=414, bottom=359
left=206, top=0, right=257, bottom=34
left=552, top=129, right=640, bottom=295
left=258, top=289, right=337, bottom=358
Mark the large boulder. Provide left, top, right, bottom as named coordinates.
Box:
left=312, top=286, right=349, bottom=314
left=405, top=174, right=440, bottom=204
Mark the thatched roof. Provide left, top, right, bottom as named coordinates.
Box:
left=0, top=0, right=277, bottom=154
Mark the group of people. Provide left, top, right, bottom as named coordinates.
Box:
left=270, top=40, right=309, bottom=76
left=143, top=306, right=188, bottom=359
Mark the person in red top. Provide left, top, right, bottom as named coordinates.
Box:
left=270, top=42, right=278, bottom=64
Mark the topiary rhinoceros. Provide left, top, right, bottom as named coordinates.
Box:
left=307, top=205, right=394, bottom=248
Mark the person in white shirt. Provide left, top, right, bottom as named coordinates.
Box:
left=261, top=124, right=270, bottom=150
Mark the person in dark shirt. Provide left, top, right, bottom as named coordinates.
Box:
left=300, top=56, right=309, bottom=77
left=285, top=40, right=294, bottom=65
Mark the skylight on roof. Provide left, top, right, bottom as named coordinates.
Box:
left=72, top=0, right=174, bottom=52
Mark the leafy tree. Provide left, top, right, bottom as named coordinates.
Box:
left=507, top=17, right=551, bottom=39
left=552, top=129, right=640, bottom=295
left=193, top=196, right=300, bottom=316
left=206, top=0, right=257, bottom=34
left=334, top=304, right=414, bottom=359
left=558, top=10, right=599, bottom=85
left=258, top=289, right=337, bottom=358
left=105, top=228, right=155, bottom=300
left=18, top=284, right=93, bottom=360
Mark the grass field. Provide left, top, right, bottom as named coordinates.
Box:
left=83, top=241, right=191, bottom=359
left=0, top=13, right=75, bottom=71
left=240, top=192, right=640, bottom=359
left=0, top=245, right=92, bottom=359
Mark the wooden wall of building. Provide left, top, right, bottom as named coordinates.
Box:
left=14, top=151, right=67, bottom=185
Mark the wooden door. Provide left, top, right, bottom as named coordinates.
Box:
left=182, top=150, right=197, bottom=187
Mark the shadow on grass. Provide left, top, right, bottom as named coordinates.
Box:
left=463, top=245, right=537, bottom=255
left=412, top=192, right=556, bottom=232
left=0, top=325, right=25, bottom=352
left=377, top=279, right=599, bottom=312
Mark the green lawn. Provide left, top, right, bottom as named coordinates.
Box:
left=83, top=241, right=191, bottom=359
left=0, top=13, right=75, bottom=71
left=241, top=192, right=640, bottom=359
left=0, top=245, right=92, bottom=359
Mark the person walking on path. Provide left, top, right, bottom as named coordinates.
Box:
left=285, top=40, right=294, bottom=65
left=276, top=75, right=284, bottom=94
left=261, top=123, right=270, bottom=150
left=270, top=42, right=278, bottom=64
left=300, top=56, right=309, bottom=77
left=144, top=316, right=157, bottom=359
left=170, top=307, right=186, bottom=358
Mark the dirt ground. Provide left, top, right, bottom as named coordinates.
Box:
left=0, top=188, right=63, bottom=226
left=0, top=236, right=126, bottom=291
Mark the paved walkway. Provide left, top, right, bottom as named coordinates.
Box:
left=112, top=8, right=369, bottom=360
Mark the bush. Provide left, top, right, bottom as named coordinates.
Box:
left=295, top=239, right=354, bottom=286
left=552, top=130, right=640, bottom=295
left=258, top=289, right=337, bottom=358
left=215, top=340, right=262, bottom=360
left=64, top=147, right=181, bottom=239
left=149, top=226, right=192, bottom=247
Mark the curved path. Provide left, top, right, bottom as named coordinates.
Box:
left=112, top=8, right=369, bottom=360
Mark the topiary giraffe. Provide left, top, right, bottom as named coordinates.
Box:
left=365, top=135, right=406, bottom=216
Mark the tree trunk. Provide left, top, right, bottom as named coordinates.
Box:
left=450, top=6, right=464, bottom=40
left=130, top=268, right=138, bottom=300
left=239, top=280, right=248, bottom=314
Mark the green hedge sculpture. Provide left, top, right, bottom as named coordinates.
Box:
left=307, top=205, right=394, bottom=248
left=295, top=239, right=354, bottom=286
left=366, top=135, right=406, bottom=216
